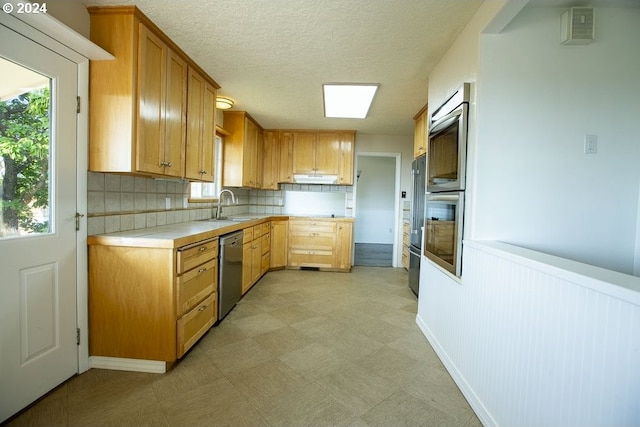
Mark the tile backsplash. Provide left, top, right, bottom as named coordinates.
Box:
left=86, top=173, right=353, bottom=235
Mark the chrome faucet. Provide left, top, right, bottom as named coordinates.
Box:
left=216, top=189, right=236, bottom=219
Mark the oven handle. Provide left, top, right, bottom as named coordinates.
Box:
left=409, top=246, right=421, bottom=257
left=427, top=194, right=460, bottom=202
left=429, top=105, right=464, bottom=135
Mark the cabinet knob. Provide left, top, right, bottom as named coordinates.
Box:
left=199, top=246, right=207, bottom=252
left=198, top=267, right=207, bottom=273
left=198, top=305, right=208, bottom=312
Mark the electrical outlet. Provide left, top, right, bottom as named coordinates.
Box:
left=165, top=197, right=171, bottom=209
left=584, top=134, right=597, bottom=154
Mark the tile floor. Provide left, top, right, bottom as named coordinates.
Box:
left=7, top=267, right=482, bottom=427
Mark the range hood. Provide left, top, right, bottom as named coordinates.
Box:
left=293, top=174, right=338, bottom=185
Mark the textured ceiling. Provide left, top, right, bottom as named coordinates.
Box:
left=82, top=0, right=483, bottom=135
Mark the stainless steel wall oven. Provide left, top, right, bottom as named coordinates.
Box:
left=424, top=83, right=470, bottom=277
left=424, top=191, right=464, bottom=276
left=427, top=83, right=469, bottom=193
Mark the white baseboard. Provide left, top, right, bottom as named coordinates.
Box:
left=89, top=356, right=166, bottom=374
left=415, top=315, right=496, bottom=427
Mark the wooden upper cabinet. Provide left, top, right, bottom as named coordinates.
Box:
left=279, top=131, right=294, bottom=183
left=87, top=6, right=219, bottom=178
left=413, top=104, right=428, bottom=159
left=315, top=132, right=341, bottom=175
left=290, top=131, right=354, bottom=182
left=263, top=131, right=280, bottom=190
left=338, top=131, right=355, bottom=185
left=291, top=131, right=317, bottom=175
left=222, top=111, right=263, bottom=188
left=185, top=68, right=216, bottom=182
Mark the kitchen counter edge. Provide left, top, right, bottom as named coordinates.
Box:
left=87, top=215, right=355, bottom=249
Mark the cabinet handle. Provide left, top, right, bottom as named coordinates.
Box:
left=198, top=304, right=208, bottom=312
left=166, top=162, right=172, bottom=167
left=200, top=170, right=207, bottom=175
left=198, top=267, right=207, bottom=273
left=199, top=246, right=207, bottom=252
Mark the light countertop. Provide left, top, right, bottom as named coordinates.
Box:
left=87, top=214, right=354, bottom=248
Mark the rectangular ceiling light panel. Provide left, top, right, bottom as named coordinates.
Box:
left=323, top=83, right=379, bottom=119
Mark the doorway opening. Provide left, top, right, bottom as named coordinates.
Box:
left=353, top=153, right=401, bottom=267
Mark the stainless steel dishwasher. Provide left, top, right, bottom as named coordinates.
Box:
left=218, top=230, right=243, bottom=320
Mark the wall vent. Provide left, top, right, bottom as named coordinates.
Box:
left=561, top=7, right=595, bottom=45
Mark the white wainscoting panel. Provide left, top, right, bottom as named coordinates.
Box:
left=416, top=240, right=640, bottom=427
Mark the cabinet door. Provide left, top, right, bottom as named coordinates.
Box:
left=243, top=118, right=258, bottom=187
left=163, top=49, right=187, bottom=177
left=335, top=221, right=353, bottom=270
left=242, top=242, right=253, bottom=294
left=292, top=131, right=316, bottom=174
left=136, top=25, right=166, bottom=175
left=200, top=82, right=216, bottom=182
left=315, top=132, right=341, bottom=175
left=270, top=220, right=288, bottom=269
left=338, top=132, right=355, bottom=185
left=413, top=106, right=427, bottom=158
left=255, top=127, right=264, bottom=188
left=185, top=68, right=205, bottom=180
left=279, top=131, right=294, bottom=183
left=251, top=238, right=262, bottom=284
left=262, top=131, right=279, bottom=189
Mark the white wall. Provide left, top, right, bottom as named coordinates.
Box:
left=354, top=156, right=396, bottom=244
left=44, top=0, right=90, bottom=38
left=473, top=6, right=640, bottom=274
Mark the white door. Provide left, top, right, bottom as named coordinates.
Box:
left=0, top=25, right=78, bottom=422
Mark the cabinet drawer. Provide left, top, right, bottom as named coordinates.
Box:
left=289, top=232, right=335, bottom=251
left=261, top=234, right=270, bottom=255
left=177, top=237, right=218, bottom=274
left=261, top=222, right=270, bottom=236
left=261, top=252, right=270, bottom=273
left=176, top=259, right=217, bottom=316
left=253, top=224, right=264, bottom=237
left=289, top=250, right=334, bottom=268
left=177, top=293, right=216, bottom=358
left=289, top=221, right=336, bottom=233
left=243, top=226, right=254, bottom=242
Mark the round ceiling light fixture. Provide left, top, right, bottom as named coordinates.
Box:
left=216, top=96, right=235, bottom=110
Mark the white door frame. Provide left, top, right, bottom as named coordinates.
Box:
left=353, top=152, right=402, bottom=267
left=1, top=9, right=112, bottom=375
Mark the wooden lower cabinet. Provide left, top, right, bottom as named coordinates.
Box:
left=288, top=219, right=353, bottom=271
left=270, top=220, right=288, bottom=269
left=242, top=223, right=270, bottom=294
left=88, top=237, right=218, bottom=363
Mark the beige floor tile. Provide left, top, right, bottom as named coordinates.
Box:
left=228, top=312, right=287, bottom=337
left=6, top=384, right=68, bottom=427
left=252, top=325, right=315, bottom=356
left=316, top=328, right=384, bottom=361
left=159, top=377, right=255, bottom=426
left=361, top=390, right=459, bottom=427
left=315, top=364, right=399, bottom=416
left=267, top=303, right=320, bottom=324
left=279, top=342, right=355, bottom=382
left=152, top=347, right=226, bottom=402
left=356, top=346, right=424, bottom=387
left=291, top=315, right=347, bottom=339
left=204, top=337, right=275, bottom=374
left=257, top=383, right=358, bottom=427
left=226, top=359, right=312, bottom=409
left=10, top=267, right=481, bottom=427
left=197, top=321, right=250, bottom=351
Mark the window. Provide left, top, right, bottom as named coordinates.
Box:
left=189, top=134, right=222, bottom=201
left=0, top=57, right=52, bottom=238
